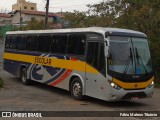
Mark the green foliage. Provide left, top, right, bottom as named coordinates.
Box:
left=0, top=77, right=4, bottom=88
left=16, top=19, right=46, bottom=31
left=64, top=11, right=88, bottom=28
left=155, top=82, right=160, bottom=88
left=23, top=19, right=45, bottom=30
left=0, top=33, right=2, bottom=38
left=0, top=25, right=14, bottom=38
left=64, top=0, right=160, bottom=81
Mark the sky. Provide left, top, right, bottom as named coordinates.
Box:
left=0, top=0, right=104, bottom=13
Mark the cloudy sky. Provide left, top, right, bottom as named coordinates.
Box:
left=0, top=0, right=103, bottom=13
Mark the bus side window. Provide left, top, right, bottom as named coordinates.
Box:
left=51, top=36, right=59, bottom=53
left=51, top=35, right=67, bottom=54
left=67, top=34, right=86, bottom=55
left=98, top=43, right=106, bottom=76
left=87, top=42, right=99, bottom=69
left=31, top=36, right=38, bottom=51
left=26, top=36, right=38, bottom=51
left=26, top=36, right=31, bottom=51
left=10, top=36, right=17, bottom=50
left=38, top=35, right=51, bottom=53
left=17, top=36, right=20, bottom=50
left=5, top=36, right=10, bottom=49
left=17, top=36, right=26, bottom=51
left=58, top=35, right=67, bottom=54
left=21, top=36, right=27, bottom=50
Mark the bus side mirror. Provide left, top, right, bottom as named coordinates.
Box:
left=104, top=41, right=109, bottom=57
left=105, top=46, right=109, bottom=57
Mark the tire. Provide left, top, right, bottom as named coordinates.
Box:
left=70, top=78, right=83, bottom=100
left=20, top=68, right=31, bottom=85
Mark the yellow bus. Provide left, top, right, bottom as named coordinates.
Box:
left=3, top=27, right=154, bottom=101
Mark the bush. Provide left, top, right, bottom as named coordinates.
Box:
left=155, top=82, right=160, bottom=88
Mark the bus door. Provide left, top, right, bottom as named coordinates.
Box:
left=85, top=33, right=106, bottom=97
left=85, top=41, right=99, bottom=96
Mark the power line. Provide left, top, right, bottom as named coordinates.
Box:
left=49, top=2, right=98, bottom=9
left=36, top=4, right=94, bottom=13
left=36, top=0, right=72, bottom=6
left=53, top=7, right=88, bottom=11
left=49, top=4, right=86, bottom=9
left=37, top=2, right=98, bottom=8
left=50, top=0, right=71, bottom=5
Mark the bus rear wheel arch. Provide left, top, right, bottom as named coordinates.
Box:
left=20, top=67, right=31, bottom=85
left=70, top=77, right=84, bottom=100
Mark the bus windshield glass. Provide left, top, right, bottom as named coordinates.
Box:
left=108, top=36, right=153, bottom=75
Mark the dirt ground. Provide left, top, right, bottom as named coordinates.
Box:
left=0, top=38, right=160, bottom=120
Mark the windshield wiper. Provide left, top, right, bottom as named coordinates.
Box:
left=123, top=47, right=133, bottom=74
left=135, top=47, right=148, bottom=75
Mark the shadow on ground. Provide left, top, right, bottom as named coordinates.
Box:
left=10, top=76, right=148, bottom=109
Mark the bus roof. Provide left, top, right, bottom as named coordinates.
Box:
left=6, top=27, right=147, bottom=37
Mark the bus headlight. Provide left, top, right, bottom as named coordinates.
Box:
left=148, top=81, right=154, bottom=88
left=110, top=82, right=121, bottom=90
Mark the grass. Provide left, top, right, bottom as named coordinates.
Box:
left=0, top=77, right=4, bottom=88
left=155, top=82, right=160, bottom=88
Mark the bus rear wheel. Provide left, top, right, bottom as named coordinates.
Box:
left=20, top=68, right=31, bottom=85
left=70, top=78, right=83, bottom=100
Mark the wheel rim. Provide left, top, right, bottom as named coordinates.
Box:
left=22, top=70, right=27, bottom=83
left=73, top=82, right=81, bottom=97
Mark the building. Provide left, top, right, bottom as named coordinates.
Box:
left=0, top=13, right=13, bottom=37
left=0, top=13, right=11, bottom=27
left=0, top=0, right=64, bottom=37
left=1, top=0, right=64, bottom=30
left=11, top=10, right=64, bottom=28
left=12, top=0, right=37, bottom=11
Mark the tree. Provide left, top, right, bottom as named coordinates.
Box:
left=64, top=0, right=160, bottom=81
left=114, top=0, right=160, bottom=80
left=21, top=19, right=45, bottom=30
left=64, top=11, right=88, bottom=28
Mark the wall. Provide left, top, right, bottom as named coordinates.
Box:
left=12, top=0, right=37, bottom=11
left=12, top=12, right=53, bottom=24
left=0, top=17, right=11, bottom=27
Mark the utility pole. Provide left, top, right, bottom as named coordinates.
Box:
left=61, top=8, right=63, bottom=28
left=45, top=0, right=50, bottom=29
left=20, top=7, right=22, bottom=29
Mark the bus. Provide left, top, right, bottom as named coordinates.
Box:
left=3, top=27, right=154, bottom=101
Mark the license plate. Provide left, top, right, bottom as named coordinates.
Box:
left=131, top=97, right=139, bottom=100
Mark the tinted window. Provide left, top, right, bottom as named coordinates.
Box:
left=67, top=34, right=86, bottom=55
left=51, top=35, right=67, bottom=54
left=38, top=35, right=51, bottom=52
left=17, top=36, right=26, bottom=50
left=98, top=43, right=106, bottom=76
left=10, top=36, right=17, bottom=50
left=26, top=36, right=38, bottom=51
left=5, top=36, right=10, bottom=49
left=87, top=42, right=99, bottom=69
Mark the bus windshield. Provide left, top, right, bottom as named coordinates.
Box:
left=108, top=36, right=153, bottom=76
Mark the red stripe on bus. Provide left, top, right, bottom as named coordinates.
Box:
left=49, top=69, right=72, bottom=86
left=70, top=57, right=77, bottom=61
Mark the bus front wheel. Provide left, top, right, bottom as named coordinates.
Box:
left=70, top=78, right=83, bottom=100
left=20, top=68, right=31, bottom=85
